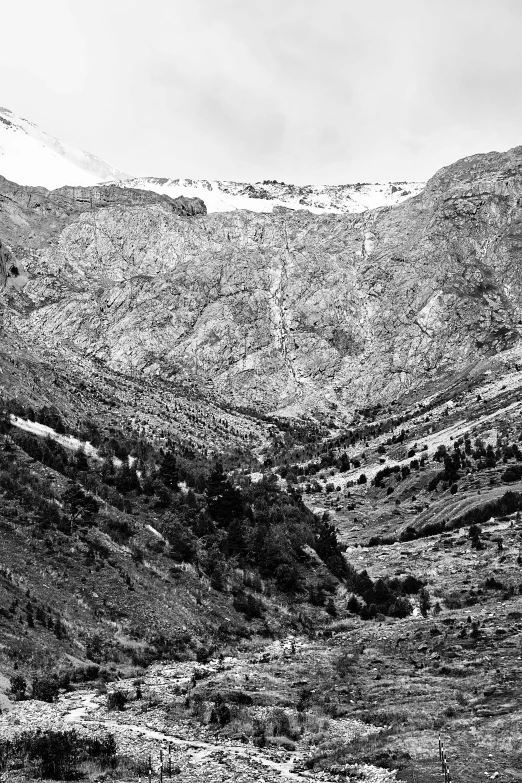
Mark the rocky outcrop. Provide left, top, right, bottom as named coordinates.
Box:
left=0, top=176, right=206, bottom=219
left=5, top=146, right=522, bottom=415
left=0, top=238, right=27, bottom=292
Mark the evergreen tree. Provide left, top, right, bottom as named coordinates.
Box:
left=0, top=408, right=11, bottom=434
left=75, top=447, right=89, bottom=472
left=315, top=514, right=347, bottom=579
left=159, top=450, right=179, bottom=491
left=62, top=484, right=98, bottom=532
left=205, top=462, right=243, bottom=526
left=115, top=463, right=141, bottom=494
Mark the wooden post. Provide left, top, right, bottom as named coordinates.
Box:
left=168, top=744, right=172, bottom=778
left=439, top=733, right=442, bottom=761
left=148, top=753, right=152, bottom=783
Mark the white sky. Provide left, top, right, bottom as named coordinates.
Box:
left=2, top=0, right=522, bottom=184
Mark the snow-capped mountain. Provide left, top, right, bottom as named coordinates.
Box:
left=104, top=176, right=425, bottom=214
left=0, top=106, right=425, bottom=212
left=0, top=107, right=128, bottom=189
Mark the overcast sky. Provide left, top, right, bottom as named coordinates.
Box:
left=2, top=0, right=522, bottom=183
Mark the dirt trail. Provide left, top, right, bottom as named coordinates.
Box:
left=63, top=691, right=316, bottom=782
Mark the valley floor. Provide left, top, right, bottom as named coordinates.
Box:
left=1, top=637, right=394, bottom=783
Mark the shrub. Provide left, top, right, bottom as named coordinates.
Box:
left=107, top=690, right=127, bottom=711
left=0, top=729, right=118, bottom=779
left=32, top=676, right=59, bottom=703
left=347, top=594, right=361, bottom=614
left=233, top=591, right=264, bottom=619
left=502, top=466, right=522, bottom=483
left=275, top=563, right=301, bottom=592
left=209, top=695, right=231, bottom=726
left=9, top=674, right=26, bottom=698
left=388, top=597, right=413, bottom=618
left=419, top=587, right=431, bottom=617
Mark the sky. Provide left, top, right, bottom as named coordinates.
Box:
left=2, top=0, right=522, bottom=184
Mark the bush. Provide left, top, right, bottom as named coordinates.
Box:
left=388, top=597, right=413, bottom=618
left=210, top=695, right=231, bottom=726
left=275, top=563, right=301, bottom=592
left=347, top=594, right=361, bottom=614
left=502, top=466, right=522, bottom=483
left=419, top=586, right=431, bottom=617
left=26, top=730, right=79, bottom=778
left=233, top=591, right=264, bottom=619
left=107, top=690, right=127, bottom=711
left=9, top=674, right=26, bottom=698
left=0, top=729, right=117, bottom=779
left=32, top=676, right=59, bottom=703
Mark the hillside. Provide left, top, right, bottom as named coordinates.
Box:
left=0, top=108, right=128, bottom=189
left=3, top=145, right=522, bottom=416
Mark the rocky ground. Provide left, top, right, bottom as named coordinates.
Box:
left=0, top=639, right=396, bottom=783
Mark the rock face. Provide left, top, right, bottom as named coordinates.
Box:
left=0, top=238, right=27, bottom=292
left=4, top=145, right=522, bottom=415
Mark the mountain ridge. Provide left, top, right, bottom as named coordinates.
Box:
left=103, top=175, right=426, bottom=215
left=5, top=141, right=522, bottom=417
left=0, top=106, right=424, bottom=214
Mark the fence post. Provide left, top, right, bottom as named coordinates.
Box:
left=148, top=753, right=152, bottom=783
left=168, top=744, right=172, bottom=778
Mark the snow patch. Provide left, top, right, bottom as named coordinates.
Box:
left=0, top=107, right=128, bottom=189
left=145, top=525, right=165, bottom=541
left=104, top=177, right=425, bottom=216
left=10, top=415, right=101, bottom=459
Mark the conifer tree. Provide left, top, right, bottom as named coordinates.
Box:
left=159, top=450, right=179, bottom=491
left=205, top=462, right=243, bottom=526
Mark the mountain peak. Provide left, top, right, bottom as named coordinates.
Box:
left=0, top=107, right=129, bottom=189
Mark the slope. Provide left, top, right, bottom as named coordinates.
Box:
left=0, top=107, right=129, bottom=189
left=5, top=144, right=522, bottom=416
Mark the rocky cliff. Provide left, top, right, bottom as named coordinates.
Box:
left=4, top=145, right=522, bottom=416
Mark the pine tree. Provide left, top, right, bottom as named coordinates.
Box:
left=205, top=462, right=243, bottom=526
left=159, top=450, right=179, bottom=491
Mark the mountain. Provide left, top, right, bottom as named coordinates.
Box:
left=104, top=176, right=426, bottom=214
left=4, top=144, right=522, bottom=417
left=0, top=106, right=424, bottom=212
left=3, top=138, right=522, bottom=783
left=0, top=107, right=128, bottom=189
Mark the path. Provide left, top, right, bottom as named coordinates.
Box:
left=63, top=691, right=316, bottom=782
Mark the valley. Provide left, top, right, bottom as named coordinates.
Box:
left=2, top=128, right=522, bottom=781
